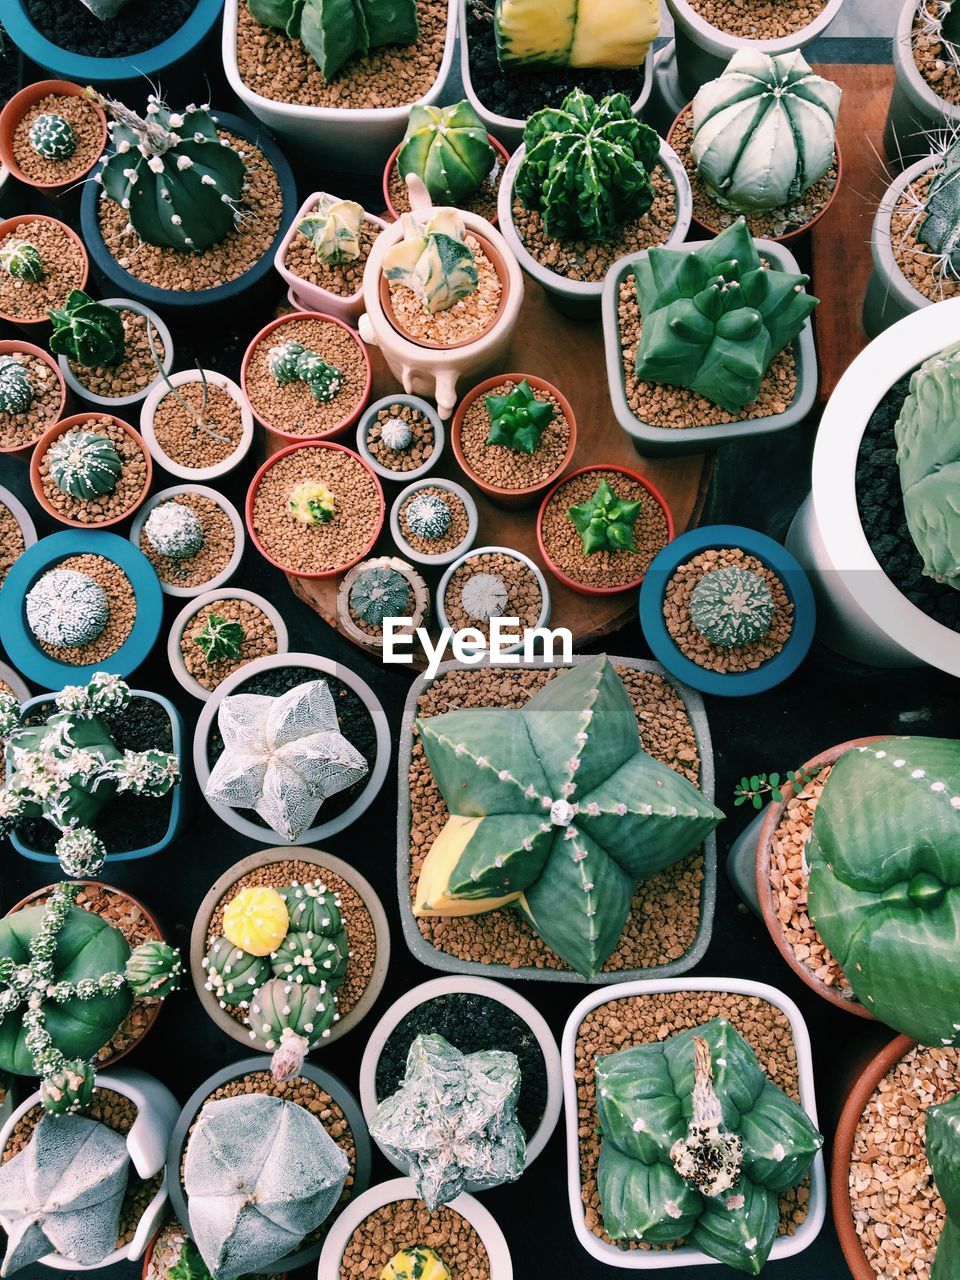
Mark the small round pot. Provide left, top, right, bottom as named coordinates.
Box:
left=58, top=299, right=173, bottom=411
left=0, top=340, right=69, bottom=459
left=356, top=393, right=445, bottom=483
left=192, top=650, right=391, bottom=845
left=140, top=368, right=254, bottom=481
left=0, top=482, right=38, bottom=553
left=451, top=371, right=576, bottom=509
left=129, top=484, right=245, bottom=600
left=863, top=152, right=940, bottom=338
left=189, top=846, right=390, bottom=1052
left=536, top=464, right=675, bottom=596
left=886, top=0, right=960, bottom=168
left=30, top=412, right=152, bottom=528
left=0, top=79, right=107, bottom=195
left=0, top=214, right=89, bottom=329
left=241, top=312, right=372, bottom=443
left=435, top=544, right=551, bottom=656
left=165, top=1055, right=371, bottom=1276
left=389, top=477, right=478, bottom=567
left=382, top=133, right=512, bottom=226
left=167, top=587, right=290, bottom=701
left=336, top=556, right=430, bottom=651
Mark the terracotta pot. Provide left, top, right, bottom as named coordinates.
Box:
left=0, top=79, right=107, bottom=194
left=30, top=412, right=152, bottom=528
left=382, top=133, right=512, bottom=226
left=240, top=311, right=372, bottom=444
left=451, top=372, right=577, bottom=511
left=0, top=213, right=89, bottom=328
left=536, top=464, right=676, bottom=596
left=0, top=338, right=69, bottom=459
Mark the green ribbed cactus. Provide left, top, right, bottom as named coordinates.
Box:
left=595, top=1018, right=822, bottom=1274
left=49, top=292, right=126, bottom=369
left=296, top=350, right=342, bottom=403
left=0, top=357, right=34, bottom=415
left=29, top=113, right=77, bottom=160
left=485, top=379, right=555, bottom=454
left=203, top=936, right=270, bottom=1007
left=194, top=614, right=245, bottom=664
left=166, top=1238, right=211, bottom=1280
left=297, top=196, right=364, bottom=265
left=0, top=241, right=44, bottom=282
left=689, top=566, right=774, bottom=648
left=272, top=929, right=348, bottom=986
left=927, top=1095, right=960, bottom=1279
left=349, top=566, right=412, bottom=626
left=39, top=1059, right=97, bottom=1116
left=917, top=138, right=960, bottom=275
left=279, top=880, right=343, bottom=934
left=268, top=340, right=307, bottom=384
left=807, top=736, right=960, bottom=1045
left=398, top=102, right=495, bottom=205
left=125, top=941, right=182, bottom=998
left=248, top=0, right=418, bottom=82
left=568, top=478, right=641, bottom=556
left=632, top=219, right=819, bottom=414
left=414, top=655, right=723, bottom=977
left=247, top=977, right=339, bottom=1081
left=48, top=431, right=121, bottom=499
left=894, top=340, right=960, bottom=592
left=384, top=211, right=478, bottom=315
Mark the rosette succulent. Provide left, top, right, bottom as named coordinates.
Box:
left=926, top=1094, right=960, bottom=1278
left=0, top=357, right=34, bottom=415
left=248, top=0, right=418, bottom=81
left=384, top=210, right=478, bottom=315
left=494, top=0, right=658, bottom=68
left=0, top=241, right=44, bottom=282
left=194, top=614, right=245, bottom=664
left=47, top=431, right=121, bottom=499
left=29, top=112, right=77, bottom=160
left=568, top=478, right=641, bottom=555
left=49, top=292, right=126, bottom=368
left=485, top=379, right=555, bottom=454
left=398, top=101, right=496, bottom=205
left=689, top=566, right=774, bottom=647
left=297, top=195, right=365, bottom=265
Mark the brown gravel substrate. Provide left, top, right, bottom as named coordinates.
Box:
left=458, top=380, right=570, bottom=490
left=399, top=485, right=469, bottom=554
left=348, top=580, right=413, bottom=638
left=409, top=664, right=706, bottom=971
left=246, top=317, right=368, bottom=437
left=541, top=468, right=668, bottom=590
left=576, top=991, right=810, bottom=1249
left=0, top=502, right=25, bottom=585
left=913, top=2, right=960, bottom=107
left=236, top=0, right=448, bottom=108
left=35, top=552, right=135, bottom=665
left=140, top=494, right=235, bottom=589
left=442, top=550, right=542, bottom=642
left=180, top=598, right=278, bottom=692
left=12, top=92, right=104, bottom=186
left=388, top=236, right=501, bottom=345
left=390, top=150, right=504, bottom=224
left=252, top=447, right=382, bottom=574
left=0, top=220, right=85, bottom=321
left=664, top=547, right=794, bottom=672
left=0, top=681, right=13, bottom=697
left=151, top=382, right=244, bottom=469
left=38, top=419, right=147, bottom=524
left=682, top=0, right=829, bottom=36
left=619, top=277, right=798, bottom=429
left=512, top=164, right=677, bottom=283
left=96, top=133, right=282, bottom=293
left=284, top=217, right=379, bottom=298
left=849, top=1044, right=960, bottom=1278
left=366, top=402, right=436, bottom=473
left=68, top=310, right=166, bottom=399
left=340, top=1200, right=490, bottom=1279
left=0, top=352, right=62, bottom=449
left=891, top=167, right=960, bottom=302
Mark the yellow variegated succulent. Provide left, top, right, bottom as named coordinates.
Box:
left=495, top=0, right=658, bottom=68
left=383, top=211, right=478, bottom=314
left=297, top=195, right=365, bottom=266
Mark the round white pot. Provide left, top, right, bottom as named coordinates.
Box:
left=357, top=393, right=445, bottom=483
left=129, top=484, right=245, bottom=599
left=193, top=650, right=391, bottom=844
left=390, top=477, right=478, bottom=567
left=358, top=975, right=562, bottom=1183
left=0, top=1067, right=180, bottom=1271
left=436, top=544, right=551, bottom=657
left=58, top=300, right=174, bottom=411
left=863, top=151, right=942, bottom=337
left=786, top=297, right=960, bottom=675
left=561, top=977, right=826, bottom=1270
left=139, top=369, right=254, bottom=482
left=317, top=1177, right=513, bottom=1280
left=167, top=587, right=290, bottom=702
left=886, top=0, right=960, bottom=168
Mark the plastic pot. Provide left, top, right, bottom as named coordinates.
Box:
left=167, top=587, right=290, bottom=702
left=885, top=0, right=960, bottom=168
left=389, top=476, right=478, bottom=567
left=58, top=299, right=173, bottom=412
left=30, top=412, right=152, bottom=528
left=0, top=340, right=69, bottom=459
left=863, top=152, right=940, bottom=337
left=139, top=369, right=254, bottom=482
left=435, top=544, right=551, bottom=656
left=382, top=133, right=511, bottom=226
left=129, top=484, right=245, bottom=600
left=0, top=214, right=89, bottom=329
left=356, top=393, right=445, bottom=483
left=0, top=79, right=107, bottom=195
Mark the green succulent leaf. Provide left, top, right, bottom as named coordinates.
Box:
left=48, top=291, right=126, bottom=368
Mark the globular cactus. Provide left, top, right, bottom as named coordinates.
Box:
left=926, top=1094, right=960, bottom=1279
left=40, top=1059, right=97, bottom=1116
left=28, top=112, right=77, bottom=160
left=382, top=1248, right=451, bottom=1280
left=297, top=196, right=365, bottom=265
left=568, top=477, right=640, bottom=555
left=460, top=572, right=508, bottom=622
left=917, top=137, right=960, bottom=275
left=632, top=218, right=819, bottom=414
left=398, top=102, right=495, bottom=206
left=268, top=340, right=308, bottom=384
left=384, top=211, right=478, bottom=315
left=248, top=0, right=418, bottom=82
left=689, top=566, right=774, bottom=648
left=380, top=417, right=413, bottom=451
left=295, top=350, right=343, bottom=404
left=25, top=568, right=110, bottom=648
left=203, top=936, right=271, bottom=1007
left=0, top=357, right=34, bottom=415
left=279, top=880, right=344, bottom=936
left=194, top=614, right=245, bottom=664
left=349, top=566, right=412, bottom=626
left=494, top=0, right=658, bottom=68
left=143, top=502, right=205, bottom=560
left=47, top=431, right=122, bottom=499
left=691, top=51, right=841, bottom=214
left=0, top=241, right=44, bottom=282
left=485, top=379, right=555, bottom=454
left=405, top=491, right=451, bottom=539
left=288, top=479, right=335, bottom=525
left=271, top=930, right=348, bottom=988
left=414, top=654, right=723, bottom=978
left=595, top=1018, right=822, bottom=1274
left=247, top=976, right=339, bottom=1080
left=223, top=886, right=290, bottom=957
left=125, top=940, right=182, bottom=999
left=48, top=291, right=126, bottom=369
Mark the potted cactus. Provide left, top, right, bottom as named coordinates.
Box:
left=434, top=544, right=551, bottom=656
left=30, top=412, right=152, bottom=528
left=389, top=478, right=479, bottom=568
left=139, top=366, right=254, bottom=482
left=0, top=213, right=90, bottom=329
left=886, top=0, right=960, bottom=167
left=0, top=339, right=68, bottom=459
left=0, top=78, right=107, bottom=197
left=336, top=556, right=430, bottom=652
left=167, top=587, right=290, bottom=702
left=275, top=192, right=388, bottom=324
left=356, top=394, right=445, bottom=483
left=130, top=485, right=246, bottom=601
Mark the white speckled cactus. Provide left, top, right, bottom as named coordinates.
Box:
left=25, top=569, right=110, bottom=649
left=383, top=210, right=478, bottom=315
left=29, top=113, right=77, bottom=161
left=268, top=341, right=307, bottom=384
left=405, top=492, right=451, bottom=539
left=47, top=431, right=121, bottom=499
left=0, top=242, right=44, bottom=283
left=143, top=502, right=204, bottom=560
left=460, top=572, right=508, bottom=622
left=349, top=566, right=411, bottom=626
left=0, top=358, right=34, bottom=415
left=246, top=977, right=339, bottom=1081
left=380, top=417, right=412, bottom=451
left=689, top=566, right=774, bottom=648
left=297, top=196, right=365, bottom=265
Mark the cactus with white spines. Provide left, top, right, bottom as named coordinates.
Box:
left=405, top=491, right=451, bottom=539
left=268, top=340, right=308, bottom=384
left=295, top=350, right=342, bottom=404
left=460, top=571, right=508, bottom=622
left=203, top=936, right=271, bottom=1008
left=29, top=112, right=77, bottom=160
left=143, top=502, right=204, bottom=560
left=380, top=416, right=413, bottom=451
left=0, top=357, right=34, bottom=415
left=39, top=1059, right=96, bottom=1116
left=26, top=569, right=109, bottom=649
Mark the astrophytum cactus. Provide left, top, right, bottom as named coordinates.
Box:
left=414, top=654, right=723, bottom=977
left=39, top=1059, right=97, bottom=1116
left=568, top=478, right=641, bottom=556
left=0, top=358, right=34, bottom=415
left=268, top=341, right=307, bottom=384
left=0, top=242, right=44, bottom=282
left=144, top=502, right=205, bottom=560
left=494, top=0, right=658, bottom=68
left=288, top=480, right=335, bottom=525
left=689, top=566, right=774, bottom=648
left=25, top=568, right=109, bottom=649
left=125, top=940, right=182, bottom=998
left=248, top=0, right=418, bottom=81
left=48, top=292, right=126, bottom=369
left=247, top=976, right=339, bottom=1080
left=485, top=379, right=555, bottom=454
left=29, top=113, right=77, bottom=161
left=398, top=102, right=495, bottom=206
left=349, top=566, right=412, bottom=626
left=47, top=431, right=122, bottom=499
left=297, top=196, right=365, bottom=265
left=381, top=417, right=413, bottom=450
left=383, top=210, right=478, bottom=315
left=405, top=492, right=451, bottom=539
left=382, top=1248, right=451, bottom=1280
left=194, top=614, right=245, bottom=664
left=927, top=1094, right=960, bottom=1279
left=460, top=572, right=508, bottom=622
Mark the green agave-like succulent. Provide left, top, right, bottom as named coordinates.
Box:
left=194, top=614, right=245, bottom=664
left=48, top=291, right=126, bottom=369
left=248, top=0, right=418, bottom=81
left=568, top=477, right=641, bottom=556
left=927, top=1094, right=960, bottom=1279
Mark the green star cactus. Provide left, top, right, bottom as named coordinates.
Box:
left=568, top=478, right=641, bottom=555
left=515, top=89, right=659, bottom=243
left=405, top=491, right=451, bottom=539
left=398, top=101, right=496, bottom=206
left=28, top=112, right=77, bottom=160
left=0, top=357, right=34, bottom=415
left=485, top=379, right=555, bottom=454
left=297, top=196, right=365, bottom=265
left=384, top=210, right=478, bottom=315
left=47, top=431, right=122, bottom=499
left=0, top=241, right=44, bottom=282
left=414, top=655, right=723, bottom=977
left=632, top=219, right=818, bottom=414
left=48, top=291, right=126, bottom=368
left=144, top=502, right=205, bottom=560
left=26, top=568, right=109, bottom=649
left=39, top=1059, right=97, bottom=1116
left=595, top=1018, right=822, bottom=1274
left=894, top=340, right=960, bottom=592
left=194, top=614, right=246, bottom=664
left=248, top=0, right=418, bottom=82
left=349, top=566, right=412, bottom=626
left=689, top=566, right=774, bottom=648
left=247, top=977, right=339, bottom=1080
left=808, top=736, right=960, bottom=1046
left=916, top=138, right=960, bottom=276
left=926, top=1094, right=960, bottom=1279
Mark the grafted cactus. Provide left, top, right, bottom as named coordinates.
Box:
left=48, top=431, right=121, bottom=499
left=247, top=977, right=339, bottom=1081
left=633, top=219, right=818, bottom=414
left=595, top=1017, right=822, bottom=1274
left=39, top=1059, right=97, bottom=1116
left=405, top=491, right=451, bottom=539
left=297, top=196, right=365, bottom=265
left=485, top=379, right=555, bottom=454
left=689, top=566, right=774, bottom=647
left=349, top=566, right=412, bottom=626
left=398, top=102, right=495, bottom=206
left=296, top=351, right=343, bottom=403
left=414, top=655, right=723, bottom=977
left=288, top=480, right=335, bottom=525
left=384, top=210, right=478, bottom=315
left=248, top=0, right=418, bottom=81
left=144, top=503, right=204, bottom=560
left=195, top=614, right=245, bottom=664
left=48, top=292, right=126, bottom=369
left=29, top=113, right=77, bottom=160
left=26, top=569, right=109, bottom=649
left=568, top=478, right=641, bottom=555
left=494, top=0, right=658, bottom=68
left=0, top=242, right=44, bottom=282
left=0, top=357, right=34, bottom=415
left=926, top=1094, right=960, bottom=1279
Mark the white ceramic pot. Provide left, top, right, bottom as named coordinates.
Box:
left=786, top=298, right=960, bottom=674
left=129, top=484, right=245, bottom=599
left=357, top=393, right=445, bottom=483
left=886, top=0, right=960, bottom=168
left=389, top=477, right=478, bottom=567
left=139, top=369, right=254, bottom=482
left=561, top=977, right=826, bottom=1269
left=0, top=1067, right=180, bottom=1271
left=192, top=650, right=392, bottom=844
left=863, top=151, right=941, bottom=337
left=317, top=1177, right=513, bottom=1280
left=58, top=300, right=173, bottom=411
left=275, top=192, right=389, bottom=324
left=166, top=587, right=290, bottom=701
left=435, top=544, right=550, bottom=656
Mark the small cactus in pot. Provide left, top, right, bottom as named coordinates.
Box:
left=39, top=1058, right=96, bottom=1115
left=29, top=113, right=77, bottom=161
left=568, top=477, right=641, bottom=555
left=383, top=210, right=478, bottom=315
left=194, top=614, right=245, bottom=664
left=485, top=379, right=555, bottom=454
left=47, top=430, right=122, bottom=499
left=25, top=567, right=110, bottom=649
left=689, top=566, right=774, bottom=647
left=405, top=491, right=451, bottom=540
left=0, top=241, right=44, bottom=282
left=349, top=565, right=412, bottom=627
left=143, top=501, right=205, bottom=560
left=48, top=291, right=126, bottom=369
left=0, top=357, right=34, bottom=415
left=297, top=196, right=365, bottom=265
left=397, top=102, right=496, bottom=206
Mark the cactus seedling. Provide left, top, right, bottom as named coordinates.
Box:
left=382, top=1249, right=451, bottom=1280
left=568, top=478, right=641, bottom=555
left=268, top=341, right=308, bottom=384
left=47, top=431, right=122, bottom=499
left=26, top=568, right=110, bottom=649
left=289, top=479, right=335, bottom=525
left=689, top=566, right=774, bottom=648
left=166, top=1238, right=212, bottom=1280
left=0, top=357, right=34, bottom=415
left=297, top=196, right=365, bottom=265
left=295, top=350, right=342, bottom=404
left=0, top=241, right=44, bottom=282
left=926, top=1094, right=960, bottom=1279
left=144, top=502, right=205, bottom=560
left=48, top=291, right=126, bottom=368
left=28, top=113, right=77, bottom=160
left=194, top=614, right=246, bottom=664
left=485, top=379, right=555, bottom=454
left=405, top=491, right=451, bottom=539
left=398, top=101, right=496, bottom=206
left=460, top=572, right=508, bottom=622
left=380, top=417, right=413, bottom=450
left=384, top=210, right=478, bottom=315
left=39, top=1059, right=96, bottom=1116
left=349, top=565, right=412, bottom=626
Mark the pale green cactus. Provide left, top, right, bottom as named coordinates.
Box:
left=927, top=1094, right=960, bottom=1279
left=460, top=572, right=508, bottom=622
left=0, top=241, right=44, bottom=282
left=29, top=112, right=77, bottom=160
left=297, top=195, right=365, bottom=265
left=125, top=940, right=182, bottom=999
left=349, top=565, right=412, bottom=626
left=383, top=210, right=478, bottom=315
left=405, top=491, right=451, bottom=539
left=0, top=358, right=34, bottom=415
left=398, top=101, right=495, bottom=205
left=689, top=566, right=774, bottom=648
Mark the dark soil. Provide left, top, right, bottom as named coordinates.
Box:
left=374, top=992, right=548, bottom=1138
left=206, top=665, right=377, bottom=827
left=16, top=695, right=175, bottom=856
left=23, top=0, right=196, bottom=57
left=466, top=0, right=646, bottom=121
left=856, top=373, right=960, bottom=634
left=0, top=26, right=21, bottom=103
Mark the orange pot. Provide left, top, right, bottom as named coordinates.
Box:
left=0, top=214, right=89, bottom=328
left=30, top=412, right=153, bottom=528
left=382, top=133, right=512, bottom=226
left=0, top=80, right=107, bottom=195
left=0, top=339, right=70, bottom=460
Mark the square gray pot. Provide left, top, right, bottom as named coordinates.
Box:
left=396, top=655, right=718, bottom=984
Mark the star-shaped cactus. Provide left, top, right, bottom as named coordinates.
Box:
left=204, top=680, right=368, bottom=841
left=414, top=655, right=723, bottom=977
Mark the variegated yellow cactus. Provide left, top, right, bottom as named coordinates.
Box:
left=383, top=211, right=478, bottom=314
left=297, top=195, right=365, bottom=266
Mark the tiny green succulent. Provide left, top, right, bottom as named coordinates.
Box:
left=49, top=291, right=127, bottom=368
left=568, top=478, right=641, bottom=555
left=267, top=340, right=307, bottom=384
left=732, top=765, right=820, bottom=810
left=167, top=1239, right=212, bottom=1280
left=0, top=357, right=34, bottom=415
left=289, top=479, right=335, bottom=525
left=0, top=240, right=44, bottom=282
left=194, top=613, right=245, bottom=664
left=29, top=112, right=77, bottom=161
left=485, top=379, right=555, bottom=454
left=689, top=565, right=774, bottom=648
left=39, top=1058, right=96, bottom=1116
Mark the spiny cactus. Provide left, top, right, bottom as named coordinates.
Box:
left=295, top=350, right=343, bottom=404
left=691, top=51, right=841, bottom=214
left=48, top=291, right=126, bottom=369
left=26, top=568, right=109, bottom=649
left=485, top=379, right=555, bottom=454
left=204, top=936, right=270, bottom=1007
left=917, top=137, right=960, bottom=277
left=595, top=1017, right=822, bottom=1274
left=288, top=479, right=335, bottom=525
left=460, top=571, right=508, bottom=621
left=382, top=1248, right=451, bottom=1280
left=297, top=196, right=365, bottom=265
left=350, top=566, right=412, bottom=626
left=194, top=614, right=245, bottom=664
left=0, top=241, right=44, bottom=282
left=370, top=1033, right=525, bottom=1210
left=29, top=112, right=77, bottom=161
left=40, top=1059, right=97, bottom=1116
left=144, top=502, right=204, bottom=560
left=125, top=940, right=182, bottom=998
left=926, top=1094, right=960, bottom=1279
left=0, top=357, right=34, bottom=415
left=398, top=102, right=495, bottom=206
left=632, top=218, right=818, bottom=414
left=405, top=491, right=451, bottom=539
left=414, top=655, right=723, bottom=977
left=380, top=416, right=413, bottom=450
left=494, top=0, right=658, bottom=68
left=268, top=341, right=308, bottom=384
left=568, top=477, right=640, bottom=556
left=384, top=210, right=478, bottom=315
left=0, top=1113, right=130, bottom=1274
left=247, top=977, right=339, bottom=1081
left=48, top=430, right=122, bottom=499
left=516, top=89, right=659, bottom=243
left=689, top=566, right=774, bottom=648
left=183, top=1094, right=349, bottom=1280
left=248, top=0, right=418, bottom=82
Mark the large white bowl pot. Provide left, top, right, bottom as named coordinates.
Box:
left=561, top=977, right=826, bottom=1270
left=358, top=975, right=562, bottom=1182
left=0, top=1067, right=180, bottom=1271
left=317, top=1177, right=513, bottom=1280
left=221, top=0, right=458, bottom=169
left=129, top=485, right=246, bottom=600
left=435, top=544, right=551, bottom=657
left=389, top=477, right=479, bottom=567
left=167, top=587, right=290, bottom=702
left=140, top=369, right=254, bottom=482
left=58, top=300, right=173, bottom=412
left=358, top=177, right=524, bottom=421
left=886, top=0, right=960, bottom=169
left=863, top=152, right=944, bottom=338
left=786, top=298, right=960, bottom=674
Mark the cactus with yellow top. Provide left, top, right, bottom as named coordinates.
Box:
left=382, top=1248, right=451, bottom=1280
left=297, top=195, right=365, bottom=266
left=383, top=210, right=478, bottom=315
left=495, top=0, right=658, bottom=68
